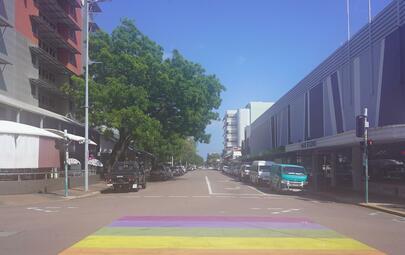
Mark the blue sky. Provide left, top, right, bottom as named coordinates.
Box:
left=95, top=0, right=392, bottom=159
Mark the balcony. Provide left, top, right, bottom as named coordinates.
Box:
left=30, top=15, right=80, bottom=54
left=35, top=0, right=81, bottom=31
left=29, top=78, right=67, bottom=98
left=30, top=46, right=72, bottom=75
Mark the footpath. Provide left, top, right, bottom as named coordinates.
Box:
left=310, top=187, right=405, bottom=217
left=0, top=182, right=108, bottom=207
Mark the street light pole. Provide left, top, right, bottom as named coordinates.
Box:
left=84, top=0, right=90, bottom=192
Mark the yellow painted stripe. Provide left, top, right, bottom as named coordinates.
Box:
left=72, top=236, right=375, bottom=251
left=60, top=248, right=386, bottom=255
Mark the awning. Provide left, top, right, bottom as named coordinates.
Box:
left=88, top=158, right=103, bottom=167
left=45, top=129, right=97, bottom=146
left=0, top=120, right=62, bottom=139
left=0, top=93, right=82, bottom=126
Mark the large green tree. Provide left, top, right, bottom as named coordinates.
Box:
left=64, top=19, right=224, bottom=169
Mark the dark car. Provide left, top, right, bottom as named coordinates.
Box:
left=369, top=159, right=405, bottom=181
left=150, top=165, right=173, bottom=181
left=106, top=161, right=147, bottom=192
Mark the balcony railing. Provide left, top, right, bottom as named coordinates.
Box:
left=30, top=15, right=80, bottom=54
left=30, top=46, right=72, bottom=75
left=35, top=0, right=81, bottom=31
left=29, top=78, right=67, bottom=98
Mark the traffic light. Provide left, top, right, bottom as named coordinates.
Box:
left=356, top=115, right=366, bottom=138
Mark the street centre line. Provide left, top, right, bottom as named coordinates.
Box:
left=143, top=195, right=162, bottom=198
left=191, top=195, right=210, bottom=198
left=205, top=176, right=213, bottom=195
left=168, top=195, right=188, bottom=198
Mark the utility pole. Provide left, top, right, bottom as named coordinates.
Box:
left=84, top=0, right=90, bottom=192
left=363, top=108, right=369, bottom=204
left=356, top=108, right=370, bottom=203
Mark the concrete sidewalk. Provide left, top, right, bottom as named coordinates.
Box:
left=311, top=187, right=405, bottom=217
left=0, top=182, right=108, bottom=207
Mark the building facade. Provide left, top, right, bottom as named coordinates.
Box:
left=224, top=102, right=274, bottom=159
left=223, top=110, right=238, bottom=156
left=247, top=0, right=405, bottom=196
left=0, top=0, right=83, bottom=128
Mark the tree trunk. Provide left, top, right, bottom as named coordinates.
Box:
left=106, top=133, right=132, bottom=173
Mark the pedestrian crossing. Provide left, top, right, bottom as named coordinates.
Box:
left=60, top=216, right=384, bottom=255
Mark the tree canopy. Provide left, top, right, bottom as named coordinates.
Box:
left=64, top=19, right=224, bottom=167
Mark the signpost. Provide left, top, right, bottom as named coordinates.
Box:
left=64, top=129, right=69, bottom=197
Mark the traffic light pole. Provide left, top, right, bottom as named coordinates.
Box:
left=363, top=108, right=369, bottom=204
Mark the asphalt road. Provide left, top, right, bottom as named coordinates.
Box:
left=1, top=169, right=404, bottom=254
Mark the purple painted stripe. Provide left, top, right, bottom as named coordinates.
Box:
left=109, top=220, right=326, bottom=229
left=117, top=216, right=312, bottom=223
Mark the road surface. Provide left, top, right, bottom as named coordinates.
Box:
left=0, top=170, right=404, bottom=254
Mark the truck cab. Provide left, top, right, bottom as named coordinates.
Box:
left=106, top=161, right=147, bottom=192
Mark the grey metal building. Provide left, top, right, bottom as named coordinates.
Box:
left=247, top=0, right=405, bottom=196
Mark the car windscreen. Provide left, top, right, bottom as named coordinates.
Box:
left=282, top=167, right=306, bottom=175
left=259, top=165, right=272, bottom=172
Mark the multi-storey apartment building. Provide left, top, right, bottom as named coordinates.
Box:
left=0, top=0, right=83, bottom=131
left=223, top=110, right=238, bottom=156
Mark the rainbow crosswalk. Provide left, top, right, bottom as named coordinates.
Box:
left=60, top=216, right=384, bottom=255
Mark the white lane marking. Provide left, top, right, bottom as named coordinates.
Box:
left=290, top=208, right=301, bottom=211
left=192, top=195, right=210, bottom=198
left=267, top=208, right=283, bottom=210
left=144, top=195, right=162, bottom=198
left=369, top=212, right=382, bottom=216
left=67, top=206, right=77, bottom=209
left=393, top=218, right=405, bottom=223
left=205, top=176, right=213, bottom=195
left=224, top=187, right=241, bottom=190
left=215, top=196, right=231, bottom=198
left=240, top=196, right=261, bottom=199
left=246, top=185, right=268, bottom=195
left=250, top=207, right=261, bottom=210
left=168, top=195, right=188, bottom=198
left=124, top=195, right=141, bottom=198
left=272, top=212, right=281, bottom=214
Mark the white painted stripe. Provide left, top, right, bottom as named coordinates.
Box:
left=205, top=176, right=213, bottom=195
left=375, top=39, right=385, bottom=126
left=191, top=195, right=210, bottom=198
left=326, top=76, right=337, bottom=135
left=353, top=57, right=361, bottom=116
left=168, top=195, right=188, bottom=198
left=143, top=196, right=162, bottom=198
left=246, top=185, right=267, bottom=195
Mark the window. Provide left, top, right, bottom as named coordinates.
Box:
left=30, top=84, right=37, bottom=98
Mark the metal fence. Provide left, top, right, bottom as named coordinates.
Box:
left=0, top=169, right=98, bottom=181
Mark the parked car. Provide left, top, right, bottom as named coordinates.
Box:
left=106, top=161, right=146, bottom=192
left=369, top=159, right=405, bottom=181
left=250, top=161, right=274, bottom=186
left=150, top=165, right=173, bottom=181
left=239, top=164, right=251, bottom=182
left=269, top=164, right=308, bottom=192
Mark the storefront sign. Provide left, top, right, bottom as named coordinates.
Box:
left=301, top=140, right=317, bottom=149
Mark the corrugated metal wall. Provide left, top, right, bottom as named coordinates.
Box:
left=249, top=0, right=405, bottom=156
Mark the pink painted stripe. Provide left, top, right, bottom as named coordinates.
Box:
left=109, top=220, right=325, bottom=229
left=117, top=216, right=312, bottom=223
